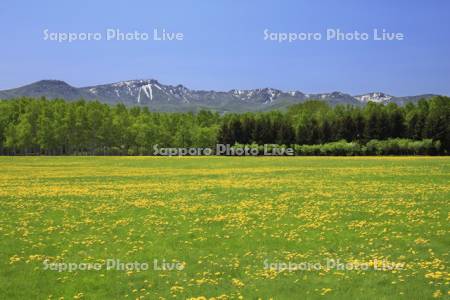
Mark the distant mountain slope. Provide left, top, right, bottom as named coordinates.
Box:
left=0, top=79, right=439, bottom=112
left=0, top=80, right=93, bottom=100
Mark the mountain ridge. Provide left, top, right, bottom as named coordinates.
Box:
left=0, top=79, right=439, bottom=112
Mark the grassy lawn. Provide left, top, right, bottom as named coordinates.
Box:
left=0, top=157, right=449, bottom=299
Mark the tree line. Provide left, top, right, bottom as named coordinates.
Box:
left=218, top=97, right=449, bottom=153
left=0, top=98, right=220, bottom=155
left=0, top=96, right=448, bottom=155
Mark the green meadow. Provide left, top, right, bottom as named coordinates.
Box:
left=0, top=157, right=449, bottom=299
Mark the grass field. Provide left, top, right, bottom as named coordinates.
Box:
left=0, top=157, right=449, bottom=299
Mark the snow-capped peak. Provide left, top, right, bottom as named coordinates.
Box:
left=355, top=92, right=393, bottom=103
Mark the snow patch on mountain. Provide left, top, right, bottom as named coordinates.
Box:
left=355, top=92, right=393, bottom=103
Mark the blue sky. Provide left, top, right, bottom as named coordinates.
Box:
left=1, top=0, right=449, bottom=95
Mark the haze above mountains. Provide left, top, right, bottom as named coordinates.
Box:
left=0, top=79, right=438, bottom=112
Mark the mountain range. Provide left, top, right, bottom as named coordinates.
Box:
left=0, top=79, right=439, bottom=112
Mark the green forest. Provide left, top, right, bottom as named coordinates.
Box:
left=0, top=96, right=448, bottom=155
